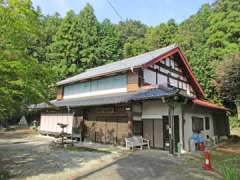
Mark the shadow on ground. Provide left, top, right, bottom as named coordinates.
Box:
left=0, top=134, right=108, bottom=179
left=74, top=150, right=222, bottom=180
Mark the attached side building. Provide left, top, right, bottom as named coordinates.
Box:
left=31, top=44, right=229, bottom=152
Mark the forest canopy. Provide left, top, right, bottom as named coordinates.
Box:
left=0, top=0, right=240, bottom=121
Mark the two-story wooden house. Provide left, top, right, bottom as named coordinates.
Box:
left=32, top=44, right=229, bottom=152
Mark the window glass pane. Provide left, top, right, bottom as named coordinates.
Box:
left=192, top=117, right=204, bottom=133
left=205, top=117, right=210, bottom=130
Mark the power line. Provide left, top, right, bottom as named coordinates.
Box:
left=106, top=0, right=123, bottom=21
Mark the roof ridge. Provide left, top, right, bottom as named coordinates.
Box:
left=57, top=44, right=177, bottom=86
left=85, top=44, right=177, bottom=73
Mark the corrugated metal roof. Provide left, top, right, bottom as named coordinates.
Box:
left=29, top=87, right=179, bottom=109
left=57, top=44, right=177, bottom=86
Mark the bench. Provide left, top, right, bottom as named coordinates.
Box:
left=125, top=136, right=150, bottom=150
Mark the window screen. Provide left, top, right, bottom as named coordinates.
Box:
left=205, top=117, right=210, bottom=130
left=192, top=117, right=204, bottom=133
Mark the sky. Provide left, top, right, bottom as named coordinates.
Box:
left=32, top=0, right=215, bottom=26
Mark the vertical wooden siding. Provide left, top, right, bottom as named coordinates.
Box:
left=56, top=86, right=64, bottom=100
left=127, top=70, right=139, bottom=92
left=85, top=105, right=129, bottom=145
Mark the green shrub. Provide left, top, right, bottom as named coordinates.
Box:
left=0, top=170, right=11, bottom=180
left=229, top=116, right=240, bottom=129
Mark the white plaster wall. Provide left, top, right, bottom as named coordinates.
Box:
left=183, top=107, right=214, bottom=151
left=40, top=113, right=74, bottom=134
left=157, top=74, right=168, bottom=86
left=142, top=101, right=182, bottom=119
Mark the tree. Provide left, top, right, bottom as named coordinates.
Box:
left=29, top=12, right=62, bottom=63
left=47, top=10, right=77, bottom=78
left=214, top=53, right=240, bottom=117
left=99, top=19, right=122, bottom=63
left=117, top=19, right=147, bottom=57
left=76, top=3, right=101, bottom=70
left=145, top=19, right=178, bottom=51
left=48, top=4, right=108, bottom=78
left=122, top=39, right=148, bottom=58
left=215, top=53, right=240, bottom=102
left=205, top=0, right=240, bottom=60
left=118, top=19, right=147, bottom=43
left=0, top=0, right=56, bottom=122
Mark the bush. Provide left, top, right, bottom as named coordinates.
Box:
left=0, top=170, right=11, bottom=180
left=229, top=116, right=240, bottom=129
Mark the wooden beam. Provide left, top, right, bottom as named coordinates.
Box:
left=147, top=67, right=188, bottom=84
left=156, top=62, right=183, bottom=76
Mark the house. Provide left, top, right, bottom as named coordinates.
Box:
left=31, top=44, right=229, bottom=152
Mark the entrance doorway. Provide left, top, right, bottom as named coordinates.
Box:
left=143, top=116, right=180, bottom=151
left=142, top=119, right=163, bottom=148
left=163, top=116, right=180, bottom=152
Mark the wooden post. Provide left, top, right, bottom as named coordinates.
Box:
left=168, top=104, right=175, bottom=155
left=127, top=105, right=133, bottom=137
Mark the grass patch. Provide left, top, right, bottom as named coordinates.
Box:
left=221, top=165, right=240, bottom=180
left=186, top=150, right=240, bottom=179
left=66, top=146, right=111, bottom=154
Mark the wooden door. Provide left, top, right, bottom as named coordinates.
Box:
left=153, top=119, right=164, bottom=148
left=143, top=120, right=154, bottom=147
left=163, top=116, right=170, bottom=150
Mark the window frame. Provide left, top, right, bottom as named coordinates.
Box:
left=192, top=116, right=204, bottom=133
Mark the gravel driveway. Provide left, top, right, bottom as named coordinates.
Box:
left=75, top=150, right=222, bottom=180
left=0, top=129, right=121, bottom=180
left=0, top=129, right=222, bottom=180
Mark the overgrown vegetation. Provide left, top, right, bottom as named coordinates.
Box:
left=186, top=150, right=240, bottom=180
left=221, top=165, right=240, bottom=180
left=229, top=116, right=240, bottom=129
left=212, top=151, right=240, bottom=180
left=0, top=0, right=240, bottom=122
left=0, top=170, right=11, bottom=180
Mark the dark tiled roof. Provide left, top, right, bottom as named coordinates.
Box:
left=30, top=87, right=181, bottom=109
left=57, top=44, right=177, bottom=86
left=131, top=87, right=178, bottom=101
